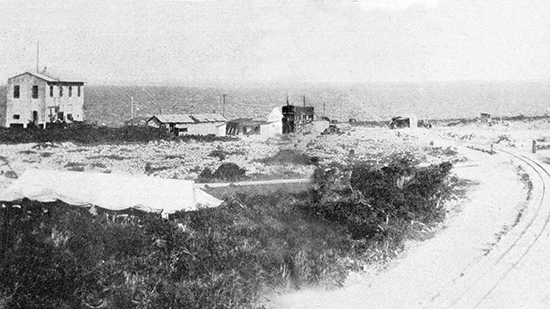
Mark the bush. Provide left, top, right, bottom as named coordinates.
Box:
left=255, top=149, right=319, bottom=166
left=0, top=156, right=455, bottom=308
left=306, top=156, right=452, bottom=242
left=0, top=193, right=351, bottom=308
left=0, top=123, right=237, bottom=145
left=198, top=163, right=246, bottom=182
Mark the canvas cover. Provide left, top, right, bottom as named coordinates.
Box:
left=0, top=169, right=223, bottom=216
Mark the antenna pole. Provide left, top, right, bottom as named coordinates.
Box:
left=36, top=41, right=40, bottom=73
left=222, top=94, right=226, bottom=117
left=130, top=96, right=134, bottom=119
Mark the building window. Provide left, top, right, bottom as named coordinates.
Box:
left=58, top=112, right=64, bottom=121
left=59, top=86, right=63, bottom=97
left=13, top=85, right=20, bottom=98
left=78, top=86, right=81, bottom=97
left=69, top=86, right=72, bottom=97
left=50, top=86, right=54, bottom=97
left=32, top=85, right=39, bottom=99
left=13, top=114, right=20, bottom=120
left=67, top=114, right=73, bottom=121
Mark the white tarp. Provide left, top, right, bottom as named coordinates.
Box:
left=0, top=169, right=223, bottom=216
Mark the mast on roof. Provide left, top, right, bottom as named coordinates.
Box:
left=36, top=41, right=40, bottom=73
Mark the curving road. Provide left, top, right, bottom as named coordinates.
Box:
left=426, top=146, right=550, bottom=308
left=268, top=137, right=550, bottom=309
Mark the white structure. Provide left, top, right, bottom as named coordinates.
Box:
left=146, top=113, right=227, bottom=136
left=260, top=107, right=283, bottom=137
left=2, top=70, right=85, bottom=128
left=0, top=169, right=223, bottom=218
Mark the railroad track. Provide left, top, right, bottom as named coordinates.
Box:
left=425, top=143, right=550, bottom=308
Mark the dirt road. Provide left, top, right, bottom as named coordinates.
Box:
left=267, top=138, right=546, bottom=308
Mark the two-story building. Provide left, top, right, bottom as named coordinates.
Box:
left=2, top=70, right=85, bottom=128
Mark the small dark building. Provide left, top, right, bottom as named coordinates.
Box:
left=282, top=105, right=315, bottom=134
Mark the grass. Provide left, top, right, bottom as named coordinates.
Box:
left=0, top=156, right=455, bottom=308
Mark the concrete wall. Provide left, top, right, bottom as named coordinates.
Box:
left=44, top=83, right=84, bottom=123
left=5, top=74, right=47, bottom=127
left=4, top=73, right=84, bottom=128
left=182, top=122, right=225, bottom=136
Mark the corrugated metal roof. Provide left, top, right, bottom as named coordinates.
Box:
left=149, top=114, right=227, bottom=124
left=189, top=114, right=227, bottom=123
left=154, top=115, right=195, bottom=123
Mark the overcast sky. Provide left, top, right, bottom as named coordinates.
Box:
left=0, top=0, right=549, bottom=85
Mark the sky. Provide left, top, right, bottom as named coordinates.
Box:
left=0, top=0, right=549, bottom=85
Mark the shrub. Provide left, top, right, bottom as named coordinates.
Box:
left=255, top=149, right=320, bottom=166
left=0, top=123, right=237, bottom=145
left=0, top=156, right=455, bottom=308
left=306, top=156, right=453, bottom=241
left=208, top=149, right=227, bottom=161
left=198, top=163, right=246, bottom=182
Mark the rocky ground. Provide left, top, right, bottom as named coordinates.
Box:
left=3, top=118, right=550, bottom=307
left=0, top=126, right=462, bottom=192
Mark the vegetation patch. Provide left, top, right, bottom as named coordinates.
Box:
left=0, top=123, right=237, bottom=145
left=87, top=154, right=130, bottom=161
left=64, top=162, right=86, bottom=172
left=164, top=154, right=186, bottom=160
left=18, top=150, right=36, bottom=155
left=91, top=162, right=108, bottom=169
left=198, top=163, right=247, bottom=182
left=207, top=149, right=246, bottom=161
left=144, top=162, right=172, bottom=175
left=255, top=149, right=320, bottom=166
left=0, top=156, right=455, bottom=308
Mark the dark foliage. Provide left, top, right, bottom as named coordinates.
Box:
left=0, top=123, right=236, bottom=145
left=207, top=149, right=246, bottom=161
left=0, top=156, right=454, bottom=308
left=255, top=149, right=320, bottom=166
left=198, top=163, right=247, bottom=182
left=305, top=156, right=452, bottom=242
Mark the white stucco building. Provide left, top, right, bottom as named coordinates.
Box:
left=2, top=70, right=85, bottom=128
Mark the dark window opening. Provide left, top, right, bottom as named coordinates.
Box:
left=69, top=86, right=72, bottom=97
left=78, top=86, right=81, bottom=97
left=67, top=114, right=73, bottom=121
left=13, top=85, right=20, bottom=98
left=13, top=114, right=20, bottom=120
left=57, top=112, right=64, bottom=121
left=50, top=85, right=54, bottom=97
left=59, top=86, right=63, bottom=97
left=32, top=85, right=39, bottom=99
left=32, top=111, right=38, bottom=123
